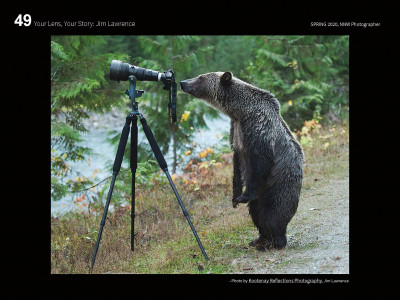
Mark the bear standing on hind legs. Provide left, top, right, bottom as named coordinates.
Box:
left=180, top=71, right=304, bottom=250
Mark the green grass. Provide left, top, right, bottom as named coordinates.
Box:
left=51, top=120, right=349, bottom=274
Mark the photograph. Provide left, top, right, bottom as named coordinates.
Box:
left=50, top=35, right=350, bottom=275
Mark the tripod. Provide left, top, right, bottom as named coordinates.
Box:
left=91, top=75, right=209, bottom=269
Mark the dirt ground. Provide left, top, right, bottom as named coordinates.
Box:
left=230, top=169, right=349, bottom=274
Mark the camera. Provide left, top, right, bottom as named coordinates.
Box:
left=109, top=60, right=177, bottom=123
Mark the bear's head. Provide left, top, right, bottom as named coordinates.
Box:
left=180, top=71, right=235, bottom=116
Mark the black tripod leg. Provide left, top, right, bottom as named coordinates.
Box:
left=91, top=116, right=132, bottom=269
left=130, top=115, right=138, bottom=252
left=163, top=170, right=210, bottom=261
left=139, top=116, right=210, bottom=261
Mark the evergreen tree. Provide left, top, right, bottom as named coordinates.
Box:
left=51, top=36, right=128, bottom=201
left=202, top=35, right=255, bottom=78
left=244, top=35, right=349, bottom=130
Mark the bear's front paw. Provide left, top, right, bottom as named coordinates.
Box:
left=232, top=194, right=250, bottom=208
left=232, top=198, right=239, bottom=209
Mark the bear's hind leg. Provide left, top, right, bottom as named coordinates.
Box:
left=252, top=221, right=288, bottom=250
left=248, top=191, right=290, bottom=250
left=248, top=199, right=277, bottom=250
left=258, top=223, right=287, bottom=250
left=255, top=181, right=300, bottom=250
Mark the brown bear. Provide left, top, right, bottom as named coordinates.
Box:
left=180, top=71, right=304, bottom=250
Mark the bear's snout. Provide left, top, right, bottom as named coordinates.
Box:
left=180, top=80, right=188, bottom=91
left=180, top=78, right=197, bottom=94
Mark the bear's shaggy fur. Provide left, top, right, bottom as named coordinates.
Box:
left=180, top=72, right=304, bottom=249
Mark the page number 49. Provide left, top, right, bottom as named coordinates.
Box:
left=15, top=14, right=31, bottom=26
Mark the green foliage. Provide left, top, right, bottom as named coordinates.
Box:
left=244, top=35, right=349, bottom=130
left=51, top=36, right=129, bottom=201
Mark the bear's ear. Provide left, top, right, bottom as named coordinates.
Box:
left=220, top=71, right=233, bottom=86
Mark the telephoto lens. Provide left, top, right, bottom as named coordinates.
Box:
left=109, top=60, right=163, bottom=82
left=109, top=60, right=131, bottom=81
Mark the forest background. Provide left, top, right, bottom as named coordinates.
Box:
left=51, top=35, right=349, bottom=206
